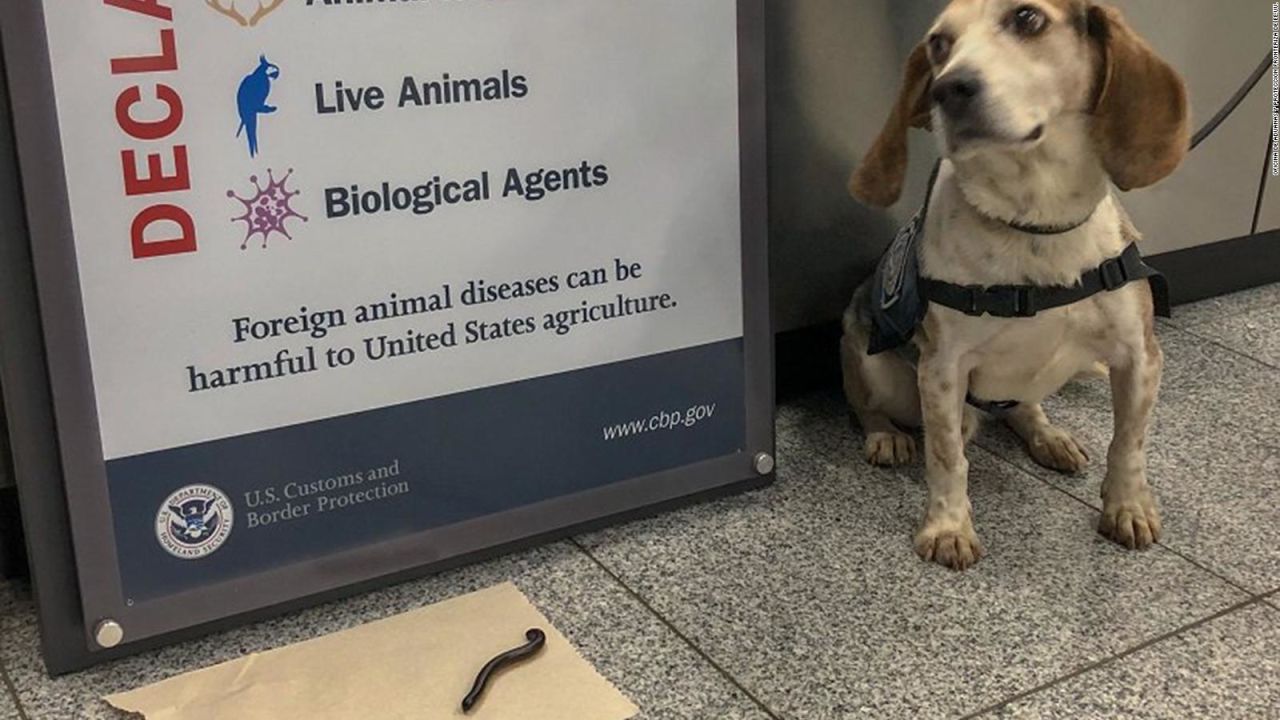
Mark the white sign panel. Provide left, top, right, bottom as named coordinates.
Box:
left=0, top=0, right=767, bottom=659
left=43, top=0, right=743, bottom=459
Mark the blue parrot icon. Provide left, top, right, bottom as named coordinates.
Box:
left=236, top=55, right=280, bottom=158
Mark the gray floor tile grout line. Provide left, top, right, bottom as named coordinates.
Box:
left=956, top=593, right=1270, bottom=719
left=960, top=449, right=1277, bottom=718
left=972, top=440, right=1264, bottom=598
left=0, top=659, right=29, bottom=720
left=567, top=537, right=785, bottom=720
left=1164, top=323, right=1280, bottom=373
left=1137, top=538, right=1269, bottom=599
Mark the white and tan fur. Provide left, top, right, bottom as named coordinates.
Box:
left=842, top=0, right=1189, bottom=569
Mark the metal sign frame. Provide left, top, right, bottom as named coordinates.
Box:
left=0, top=0, right=769, bottom=674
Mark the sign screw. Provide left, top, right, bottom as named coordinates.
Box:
left=94, top=619, right=124, bottom=649
left=753, top=452, right=775, bottom=476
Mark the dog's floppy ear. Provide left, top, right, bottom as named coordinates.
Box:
left=1087, top=4, right=1189, bottom=191
left=848, top=42, right=933, bottom=207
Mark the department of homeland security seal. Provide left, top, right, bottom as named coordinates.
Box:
left=155, top=485, right=234, bottom=560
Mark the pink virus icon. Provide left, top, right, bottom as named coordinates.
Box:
left=227, top=168, right=308, bottom=250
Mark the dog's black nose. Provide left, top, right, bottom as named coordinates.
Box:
left=932, top=70, right=984, bottom=116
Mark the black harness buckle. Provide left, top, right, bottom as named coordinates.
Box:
left=1099, top=257, right=1129, bottom=291
left=1013, top=287, right=1037, bottom=317
left=964, top=287, right=982, bottom=316
left=961, top=286, right=1037, bottom=318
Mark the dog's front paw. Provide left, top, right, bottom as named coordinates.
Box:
left=1100, top=487, right=1162, bottom=550
left=914, top=514, right=985, bottom=570
left=865, top=431, right=916, bottom=466
left=1026, top=428, right=1089, bottom=474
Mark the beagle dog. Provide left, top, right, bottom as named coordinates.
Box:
left=841, top=0, right=1189, bottom=569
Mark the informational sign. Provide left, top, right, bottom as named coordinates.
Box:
left=0, top=0, right=767, bottom=668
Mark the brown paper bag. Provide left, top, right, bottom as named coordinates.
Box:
left=106, top=583, right=639, bottom=720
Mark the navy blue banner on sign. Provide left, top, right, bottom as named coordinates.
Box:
left=111, top=340, right=745, bottom=602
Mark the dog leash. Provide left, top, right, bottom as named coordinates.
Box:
left=1190, top=51, right=1272, bottom=152
left=1195, top=51, right=1275, bottom=233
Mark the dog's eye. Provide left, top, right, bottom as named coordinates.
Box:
left=927, top=33, right=953, bottom=64
left=1009, top=5, right=1049, bottom=37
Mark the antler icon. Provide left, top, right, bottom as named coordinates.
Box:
left=205, top=0, right=286, bottom=27
left=206, top=0, right=249, bottom=26
left=247, top=0, right=286, bottom=26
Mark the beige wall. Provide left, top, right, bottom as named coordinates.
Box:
left=1113, top=0, right=1270, bottom=246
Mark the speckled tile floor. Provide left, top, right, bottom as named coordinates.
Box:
left=0, top=284, right=1277, bottom=720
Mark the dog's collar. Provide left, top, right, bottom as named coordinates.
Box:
left=974, top=203, right=1099, bottom=236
